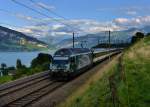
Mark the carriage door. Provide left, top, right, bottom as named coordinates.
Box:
left=70, top=57, right=76, bottom=71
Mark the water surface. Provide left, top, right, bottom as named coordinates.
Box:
left=0, top=50, right=55, bottom=67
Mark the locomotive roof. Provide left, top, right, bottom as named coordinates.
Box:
left=54, top=48, right=91, bottom=56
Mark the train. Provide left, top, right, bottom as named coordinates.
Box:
left=50, top=48, right=120, bottom=80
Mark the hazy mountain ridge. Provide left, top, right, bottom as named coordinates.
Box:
left=55, top=26, right=150, bottom=48
left=0, top=26, right=48, bottom=52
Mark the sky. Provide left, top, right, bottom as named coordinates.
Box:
left=0, top=0, right=150, bottom=38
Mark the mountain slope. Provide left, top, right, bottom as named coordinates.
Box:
left=55, top=30, right=132, bottom=48
left=55, top=26, right=150, bottom=48
left=0, top=26, right=48, bottom=51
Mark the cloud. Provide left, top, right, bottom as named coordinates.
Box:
left=126, top=11, right=137, bottom=15
left=17, top=25, right=49, bottom=37
left=13, top=15, right=150, bottom=38
left=30, top=0, right=56, bottom=11
left=113, top=18, right=129, bottom=25
left=15, top=13, right=38, bottom=21
left=113, top=16, right=150, bottom=28
left=0, top=9, right=42, bottom=22
left=97, top=7, right=143, bottom=16
left=0, top=8, right=61, bottom=24
left=51, top=32, right=72, bottom=36
left=15, top=19, right=124, bottom=38
left=51, top=24, right=65, bottom=30
left=36, top=2, right=56, bottom=10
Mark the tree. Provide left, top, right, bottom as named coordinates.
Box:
left=135, top=32, right=144, bottom=38
left=1, top=63, right=8, bottom=75
left=146, top=33, right=150, bottom=36
left=1, top=63, right=7, bottom=69
left=131, top=32, right=145, bottom=43
left=16, top=59, right=22, bottom=69
left=31, top=53, right=52, bottom=70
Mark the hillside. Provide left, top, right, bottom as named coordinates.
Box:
left=55, top=32, right=131, bottom=48
left=60, top=36, right=150, bottom=107
left=0, top=26, right=48, bottom=51
left=117, top=36, right=150, bottom=106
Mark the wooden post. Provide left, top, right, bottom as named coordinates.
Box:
left=109, top=30, right=111, bottom=60
left=109, top=75, right=120, bottom=107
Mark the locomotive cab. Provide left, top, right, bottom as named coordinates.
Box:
left=51, top=48, right=73, bottom=72
left=51, top=57, right=70, bottom=72
left=50, top=48, right=93, bottom=80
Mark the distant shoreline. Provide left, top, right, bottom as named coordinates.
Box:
left=0, top=48, right=56, bottom=53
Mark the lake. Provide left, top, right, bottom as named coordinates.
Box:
left=0, top=50, right=55, bottom=67
left=0, top=48, right=114, bottom=67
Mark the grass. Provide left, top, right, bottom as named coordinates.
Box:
left=117, top=37, right=150, bottom=107
left=59, top=36, right=150, bottom=107
left=0, top=75, right=13, bottom=85
left=59, top=55, right=120, bottom=107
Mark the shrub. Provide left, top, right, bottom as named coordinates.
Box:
left=31, top=53, right=52, bottom=70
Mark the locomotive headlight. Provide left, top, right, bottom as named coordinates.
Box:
left=65, top=64, right=69, bottom=70
left=51, top=65, right=56, bottom=71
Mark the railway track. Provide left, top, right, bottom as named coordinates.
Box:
left=0, top=75, right=49, bottom=97
left=0, top=51, right=121, bottom=107
left=3, top=82, right=65, bottom=107
left=0, top=71, right=66, bottom=107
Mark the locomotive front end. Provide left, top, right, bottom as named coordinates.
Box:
left=50, top=48, right=73, bottom=79
left=51, top=56, right=70, bottom=72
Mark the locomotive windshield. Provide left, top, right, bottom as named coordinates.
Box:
left=54, top=49, right=72, bottom=56
left=53, top=60, right=69, bottom=65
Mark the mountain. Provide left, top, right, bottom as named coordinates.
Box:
left=55, top=31, right=131, bottom=49
left=39, top=35, right=71, bottom=45
left=0, top=26, right=48, bottom=52
left=142, top=25, right=150, bottom=33
left=55, top=26, right=150, bottom=48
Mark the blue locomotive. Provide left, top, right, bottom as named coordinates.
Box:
left=50, top=48, right=93, bottom=80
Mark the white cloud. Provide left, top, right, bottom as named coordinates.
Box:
left=113, top=18, right=129, bottom=24
left=32, top=1, right=56, bottom=11
left=126, top=11, right=137, bottom=15
left=51, top=24, right=65, bottom=30
left=16, top=25, right=50, bottom=37
left=14, top=18, right=125, bottom=38
left=97, top=7, right=140, bottom=16
left=113, top=16, right=150, bottom=28
left=0, top=9, right=44, bottom=23
left=13, top=15, right=150, bottom=38
left=51, top=32, right=72, bottom=36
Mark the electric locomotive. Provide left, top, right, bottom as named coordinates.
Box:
left=50, top=48, right=93, bottom=80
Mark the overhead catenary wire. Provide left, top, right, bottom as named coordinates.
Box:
left=29, top=0, right=82, bottom=32
left=29, top=0, right=81, bottom=34
left=29, top=0, right=67, bottom=20
left=0, top=22, right=27, bottom=29
left=11, top=0, right=79, bottom=32
left=0, top=8, right=41, bottom=22
left=0, top=8, right=62, bottom=31
left=0, top=22, right=46, bottom=37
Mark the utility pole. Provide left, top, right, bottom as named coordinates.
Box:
left=109, top=30, right=111, bottom=60
left=73, top=32, right=75, bottom=48
left=97, top=37, right=100, bottom=45
left=81, top=43, right=83, bottom=48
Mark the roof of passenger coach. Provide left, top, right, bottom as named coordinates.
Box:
left=54, top=48, right=91, bottom=56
